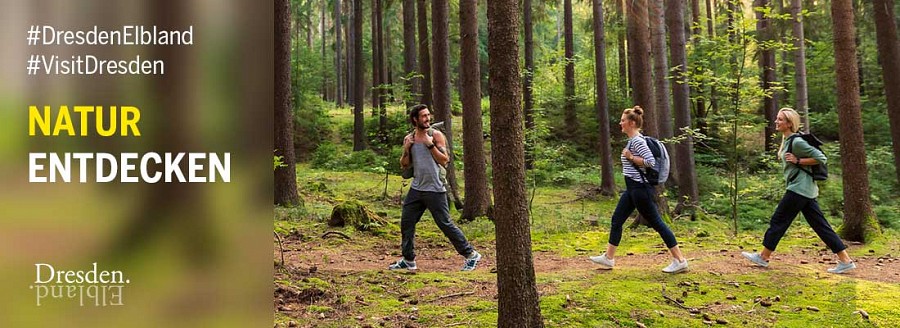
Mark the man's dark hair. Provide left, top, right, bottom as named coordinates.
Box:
left=408, top=104, right=429, bottom=125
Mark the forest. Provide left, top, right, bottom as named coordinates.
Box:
left=275, top=0, right=900, bottom=326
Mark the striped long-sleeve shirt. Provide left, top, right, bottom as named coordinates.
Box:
left=621, top=134, right=656, bottom=183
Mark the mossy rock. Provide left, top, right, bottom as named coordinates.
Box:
left=328, top=200, right=386, bottom=231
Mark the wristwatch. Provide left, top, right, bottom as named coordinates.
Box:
left=427, top=143, right=436, bottom=150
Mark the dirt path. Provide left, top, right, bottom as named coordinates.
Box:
left=277, top=239, right=900, bottom=284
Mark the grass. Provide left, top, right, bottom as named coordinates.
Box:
left=276, top=165, right=900, bottom=327
left=279, top=105, right=900, bottom=327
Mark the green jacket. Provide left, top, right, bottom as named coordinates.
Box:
left=778, top=134, right=827, bottom=199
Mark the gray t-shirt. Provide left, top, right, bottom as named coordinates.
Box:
left=409, top=144, right=445, bottom=192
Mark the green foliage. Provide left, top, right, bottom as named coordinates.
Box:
left=274, top=153, right=286, bottom=171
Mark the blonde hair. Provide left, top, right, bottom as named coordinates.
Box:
left=623, top=106, right=644, bottom=129
left=777, top=107, right=802, bottom=158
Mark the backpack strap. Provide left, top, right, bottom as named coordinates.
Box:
left=627, top=137, right=650, bottom=184
left=785, top=134, right=814, bottom=184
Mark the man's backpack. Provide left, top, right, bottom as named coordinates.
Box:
left=630, top=136, right=670, bottom=186
left=786, top=133, right=828, bottom=182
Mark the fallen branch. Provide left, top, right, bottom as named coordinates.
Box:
left=427, top=291, right=475, bottom=303
left=321, top=231, right=352, bottom=240
left=274, top=232, right=285, bottom=269
left=661, top=284, right=698, bottom=311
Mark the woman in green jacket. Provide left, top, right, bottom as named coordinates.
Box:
left=742, top=108, right=856, bottom=274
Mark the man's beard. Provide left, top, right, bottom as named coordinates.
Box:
left=416, top=121, right=430, bottom=130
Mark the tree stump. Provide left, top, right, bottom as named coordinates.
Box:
left=328, top=200, right=387, bottom=231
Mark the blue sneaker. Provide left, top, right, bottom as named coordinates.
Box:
left=827, top=260, right=856, bottom=274
left=461, top=251, right=482, bottom=271
left=741, top=252, right=769, bottom=268
left=388, top=258, right=417, bottom=271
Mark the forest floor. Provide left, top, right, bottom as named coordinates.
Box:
left=275, top=167, right=900, bottom=327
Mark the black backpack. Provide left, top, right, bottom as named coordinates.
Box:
left=786, top=133, right=828, bottom=182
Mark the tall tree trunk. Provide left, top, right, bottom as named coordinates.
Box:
left=650, top=0, right=673, bottom=143
left=627, top=0, right=656, bottom=136
left=322, top=0, right=329, bottom=101
left=307, top=4, right=313, bottom=48
left=417, top=0, right=433, bottom=107
left=756, top=0, right=778, bottom=151
left=372, top=0, right=382, bottom=114
left=832, top=0, right=881, bottom=242
left=403, top=0, right=418, bottom=106
left=593, top=0, right=616, bottom=196
left=348, top=0, right=356, bottom=107
left=628, top=0, right=667, bottom=227
left=460, top=0, right=491, bottom=221
left=335, top=0, right=344, bottom=107
left=487, top=1, right=544, bottom=326
left=617, top=0, right=629, bottom=98
left=524, top=0, right=536, bottom=169
left=707, top=0, right=719, bottom=115
left=668, top=0, right=700, bottom=212
left=563, top=0, right=578, bottom=139
left=384, top=0, right=395, bottom=103
left=691, top=0, right=706, bottom=136
left=354, top=0, right=367, bottom=150
left=432, top=0, right=463, bottom=207
left=377, top=0, right=388, bottom=135
left=691, top=0, right=701, bottom=38
left=276, top=0, right=301, bottom=206
left=791, top=0, right=810, bottom=133
left=874, top=0, right=900, bottom=186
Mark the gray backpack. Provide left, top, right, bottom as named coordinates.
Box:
left=630, top=136, right=670, bottom=186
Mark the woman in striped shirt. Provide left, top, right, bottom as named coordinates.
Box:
left=590, top=106, right=688, bottom=273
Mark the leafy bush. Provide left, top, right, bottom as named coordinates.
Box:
left=294, top=94, right=331, bottom=161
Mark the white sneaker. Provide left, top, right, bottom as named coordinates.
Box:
left=662, top=259, right=688, bottom=273
left=589, top=254, right=615, bottom=269
left=741, top=252, right=770, bottom=268
left=827, top=260, right=857, bottom=274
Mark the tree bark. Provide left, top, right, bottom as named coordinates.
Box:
left=832, top=0, right=880, bottom=242
left=691, top=0, right=701, bottom=39
left=432, top=0, right=462, bottom=207
left=347, top=0, right=355, bottom=106
left=459, top=0, right=491, bottom=221
left=403, top=0, right=418, bottom=106
left=707, top=0, right=720, bottom=115
left=487, top=1, right=544, bottom=326
left=755, top=0, right=778, bottom=151
left=372, top=0, right=382, bottom=115
left=335, top=0, right=344, bottom=107
left=564, top=0, right=578, bottom=139
left=276, top=0, right=300, bottom=206
left=791, top=0, right=810, bottom=133
left=377, top=0, right=388, bottom=135
left=524, top=0, right=535, bottom=169
left=617, top=0, right=629, bottom=98
left=650, top=0, right=673, bottom=144
left=668, top=0, right=700, bottom=211
left=874, top=0, right=900, bottom=186
left=322, top=0, right=329, bottom=101
left=626, top=0, right=656, bottom=136
left=353, top=0, right=367, bottom=150
left=417, top=0, right=433, bottom=107
left=593, top=0, right=617, bottom=196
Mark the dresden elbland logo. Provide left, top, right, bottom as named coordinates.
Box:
left=30, top=262, right=130, bottom=306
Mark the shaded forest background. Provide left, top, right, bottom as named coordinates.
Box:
left=284, top=0, right=899, bottom=232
